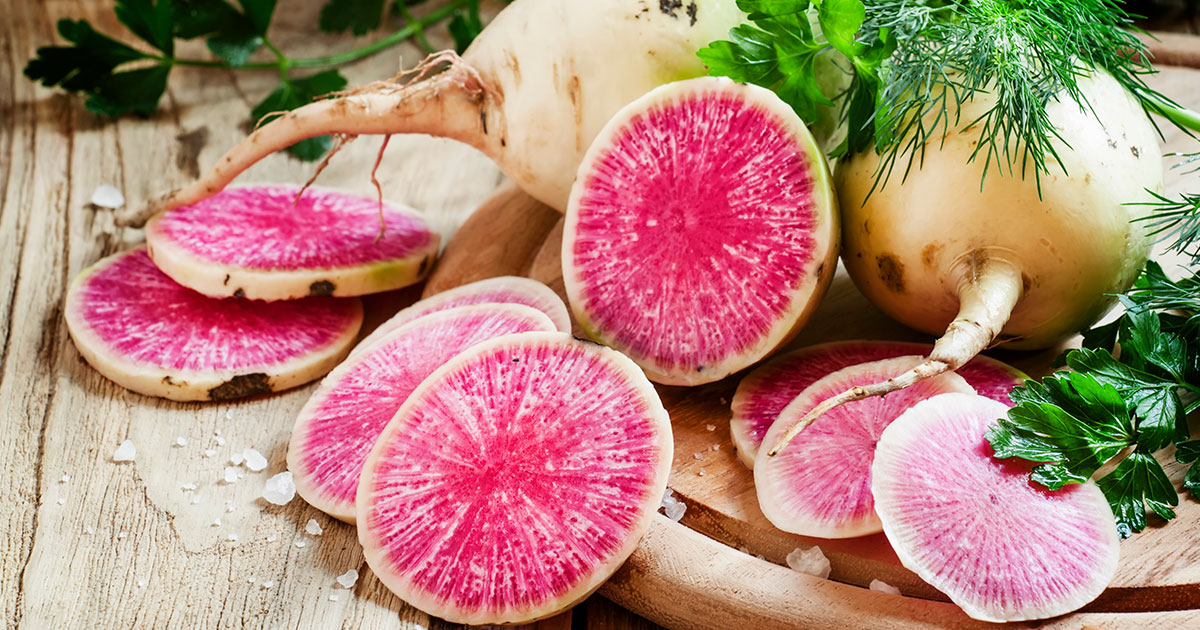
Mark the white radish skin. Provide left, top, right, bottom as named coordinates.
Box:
left=769, top=70, right=1162, bottom=457
left=128, top=0, right=744, bottom=224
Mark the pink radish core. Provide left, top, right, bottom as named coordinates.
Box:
left=293, top=305, right=556, bottom=518
left=360, top=339, right=667, bottom=618
left=77, top=249, right=358, bottom=371
left=570, top=90, right=817, bottom=374
left=154, top=186, right=436, bottom=269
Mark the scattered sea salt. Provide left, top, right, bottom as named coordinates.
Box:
left=335, top=569, right=359, bottom=589
left=869, top=579, right=902, bottom=596
left=786, top=546, right=831, bottom=580
left=191, top=495, right=202, bottom=505
left=59, top=474, right=70, bottom=484
left=90, top=184, right=125, bottom=209
left=203, top=449, right=216, bottom=458
left=305, top=519, right=323, bottom=536
left=262, top=472, right=296, bottom=506
left=710, top=444, right=719, bottom=451
left=181, top=482, right=198, bottom=491
left=227, top=533, right=239, bottom=542
left=295, top=541, right=307, bottom=548
left=266, top=535, right=278, bottom=543
left=215, top=435, right=227, bottom=446
left=84, top=526, right=95, bottom=535
left=211, top=518, right=222, bottom=527
left=112, top=439, right=136, bottom=462
left=174, top=436, right=187, bottom=447
left=224, top=411, right=232, bottom=421
left=215, top=428, right=223, bottom=436
left=705, top=424, right=716, bottom=432
left=225, top=501, right=237, bottom=513
left=136, top=579, right=147, bottom=588
left=243, top=448, right=268, bottom=472
left=223, top=467, right=239, bottom=484
left=229, top=452, right=245, bottom=466
left=719, top=397, right=728, bottom=405
left=261, top=580, right=274, bottom=589
left=247, top=576, right=257, bottom=584
left=117, top=531, right=128, bottom=540
left=56, top=497, right=66, bottom=505
left=659, top=488, right=686, bottom=522
left=329, top=594, right=339, bottom=602
left=697, top=470, right=706, bottom=476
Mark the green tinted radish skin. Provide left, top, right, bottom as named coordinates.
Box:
left=134, top=0, right=744, bottom=223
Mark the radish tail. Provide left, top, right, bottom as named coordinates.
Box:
left=766, top=254, right=1023, bottom=457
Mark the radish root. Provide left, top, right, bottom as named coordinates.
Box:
left=767, top=253, right=1024, bottom=457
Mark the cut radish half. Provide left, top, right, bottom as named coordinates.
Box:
left=145, top=185, right=440, bottom=300
left=65, top=248, right=361, bottom=401
left=563, top=77, right=838, bottom=385
left=754, top=357, right=975, bottom=538
left=357, top=333, right=671, bottom=624
left=731, top=340, right=1026, bottom=468
left=872, top=393, right=1120, bottom=621
left=289, top=304, right=558, bottom=522
left=350, top=276, right=570, bottom=359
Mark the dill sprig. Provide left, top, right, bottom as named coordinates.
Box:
left=1133, top=152, right=1200, bottom=264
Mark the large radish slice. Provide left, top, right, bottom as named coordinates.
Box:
left=754, top=357, right=975, bottom=538
left=563, top=77, right=838, bottom=386
left=289, top=304, right=557, bottom=522
left=146, top=185, right=440, bottom=300
left=350, top=275, right=570, bottom=359
left=65, top=248, right=361, bottom=401
left=731, top=340, right=1027, bottom=468
left=357, top=333, right=672, bottom=624
left=872, top=393, right=1120, bottom=622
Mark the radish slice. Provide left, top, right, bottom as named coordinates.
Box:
left=289, top=304, right=557, bottom=522
left=754, top=357, right=975, bottom=538
left=872, top=393, right=1120, bottom=622
left=357, top=333, right=671, bottom=624
left=145, top=185, right=440, bottom=300
left=65, top=248, right=361, bottom=401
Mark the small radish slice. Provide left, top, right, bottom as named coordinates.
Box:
left=357, top=333, right=671, bottom=625
left=289, top=304, right=557, bottom=522
left=351, top=276, right=570, bottom=359
left=145, top=185, right=440, bottom=300
left=65, top=248, right=361, bottom=401
left=563, top=77, right=838, bottom=385
left=731, top=340, right=1026, bottom=468
left=754, top=357, right=975, bottom=538
left=872, top=393, right=1120, bottom=622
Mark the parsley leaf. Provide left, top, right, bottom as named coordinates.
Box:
left=114, top=0, right=176, bottom=56
left=251, top=69, right=349, bottom=160
left=1178, top=440, right=1200, bottom=501
left=319, top=0, right=388, bottom=36
left=447, top=0, right=484, bottom=54
left=1097, top=450, right=1179, bottom=538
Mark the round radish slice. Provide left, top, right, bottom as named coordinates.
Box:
left=145, top=185, right=440, bottom=300
left=872, top=393, right=1119, bottom=622
left=350, top=276, right=570, bottom=359
left=289, top=304, right=557, bottom=522
left=357, top=333, right=672, bottom=624
left=754, top=356, right=975, bottom=538
left=563, top=77, right=838, bottom=386
left=65, top=248, right=361, bottom=401
left=731, top=340, right=1026, bottom=468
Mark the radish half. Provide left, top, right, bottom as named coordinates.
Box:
left=872, top=393, right=1120, bottom=622
left=753, top=357, right=975, bottom=538
left=357, top=333, right=671, bottom=624
left=146, top=185, right=440, bottom=300
left=563, top=77, right=838, bottom=385
left=65, top=248, right=361, bottom=401
left=730, top=340, right=1026, bottom=468
left=289, top=304, right=557, bottom=522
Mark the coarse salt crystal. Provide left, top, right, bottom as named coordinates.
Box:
left=203, top=449, right=216, bottom=458
left=214, top=436, right=227, bottom=446
left=225, top=502, right=236, bottom=513
left=693, top=453, right=702, bottom=460
left=223, top=467, right=239, bottom=484
left=706, top=424, right=716, bottom=431
left=84, top=526, right=95, bottom=535
left=60, top=474, right=70, bottom=484
left=329, top=594, right=339, bottom=602
left=229, top=453, right=245, bottom=466
left=261, top=581, right=274, bottom=589
left=869, top=579, right=901, bottom=596
left=295, top=541, right=307, bottom=548
left=56, top=497, right=66, bottom=505
left=215, top=428, right=223, bottom=436
left=191, top=495, right=202, bottom=504
left=181, top=482, right=198, bottom=491
left=112, top=439, right=136, bottom=462
left=117, top=531, right=128, bottom=539
left=335, top=569, right=359, bottom=589
left=659, top=488, right=686, bottom=522
left=243, top=448, right=268, bottom=472
left=698, top=470, right=706, bottom=476
left=786, top=546, right=831, bottom=580
left=305, top=519, right=323, bottom=536
left=174, top=436, right=187, bottom=447
left=247, top=576, right=257, bottom=583
left=227, top=533, right=238, bottom=542
left=710, top=444, right=719, bottom=451
left=266, top=535, right=278, bottom=543
left=224, top=411, right=232, bottom=420
left=136, top=579, right=147, bottom=588
left=262, top=472, right=295, bottom=506
left=90, top=184, right=125, bottom=209
left=211, top=518, right=222, bottom=527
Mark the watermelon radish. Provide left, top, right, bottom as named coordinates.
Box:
left=350, top=276, right=570, bottom=359
left=872, top=393, right=1120, bottom=622
left=145, top=185, right=440, bottom=301
left=357, top=332, right=671, bottom=624
left=65, top=248, right=362, bottom=401
left=289, top=304, right=558, bottom=522
left=562, top=77, right=838, bottom=386
left=753, top=357, right=976, bottom=538
left=730, top=340, right=1027, bottom=468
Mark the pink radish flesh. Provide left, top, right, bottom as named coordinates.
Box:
left=357, top=333, right=671, bottom=625
left=564, top=78, right=836, bottom=385
left=753, top=357, right=975, bottom=538
left=289, top=304, right=557, bottom=522
left=145, top=185, right=439, bottom=299
left=65, top=248, right=361, bottom=400
left=731, top=340, right=1026, bottom=467
left=872, top=393, right=1119, bottom=622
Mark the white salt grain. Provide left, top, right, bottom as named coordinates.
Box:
left=697, top=470, right=706, bottom=476
left=112, top=439, right=136, bottom=462
left=229, top=452, right=245, bottom=466
left=785, top=546, right=831, bottom=580
left=84, top=526, right=95, bottom=535
left=224, top=411, right=232, bottom=421
left=305, top=519, right=323, bottom=536
left=90, top=184, right=125, bottom=209
left=56, top=497, right=66, bottom=505
left=223, top=467, right=239, bottom=484
left=659, top=488, right=686, bottom=522
left=261, top=580, right=274, bottom=589
left=869, top=579, right=901, bottom=596
left=211, top=518, right=222, bottom=527
left=214, top=436, right=227, bottom=446
left=692, top=453, right=703, bottom=460
left=710, top=444, right=719, bottom=451
left=247, top=577, right=257, bottom=583
left=174, top=436, right=187, bottom=447
left=225, top=501, right=236, bottom=513
left=136, top=579, right=147, bottom=588
left=59, top=474, right=70, bottom=484
left=227, top=533, right=238, bottom=542
left=215, top=428, right=223, bottom=436
left=262, top=472, right=295, bottom=506
left=329, top=594, right=339, bottom=602
left=190, top=495, right=202, bottom=505
left=117, top=531, right=128, bottom=540
left=295, top=541, right=307, bottom=548
left=266, top=535, right=278, bottom=543
left=203, top=449, right=216, bottom=458
left=243, top=448, right=268, bottom=472
left=181, top=482, right=198, bottom=491
left=706, top=424, right=716, bottom=432
left=335, top=569, right=359, bottom=589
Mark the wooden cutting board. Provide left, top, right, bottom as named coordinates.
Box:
left=420, top=68, right=1200, bottom=628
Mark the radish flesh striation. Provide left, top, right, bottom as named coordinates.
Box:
left=563, top=77, right=838, bottom=385
left=769, top=70, right=1163, bottom=456
left=131, top=0, right=744, bottom=223
left=356, top=333, right=671, bottom=624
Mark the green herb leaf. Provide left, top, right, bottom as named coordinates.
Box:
left=319, top=0, right=387, bottom=36
left=85, top=65, right=172, bottom=117
left=447, top=0, right=484, bottom=54
left=174, top=0, right=245, bottom=39
left=250, top=69, right=348, bottom=160
left=1178, top=441, right=1200, bottom=501
left=114, top=0, right=176, bottom=56
left=1096, top=450, right=1178, bottom=537
left=237, top=0, right=277, bottom=35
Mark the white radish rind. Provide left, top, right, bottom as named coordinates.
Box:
left=350, top=276, right=570, bottom=359
left=754, top=357, right=976, bottom=538
left=288, top=304, right=558, bottom=523
left=145, top=185, right=440, bottom=301
left=65, top=248, right=362, bottom=401
left=563, top=77, right=838, bottom=386
left=872, top=393, right=1120, bottom=622
left=356, top=333, right=672, bottom=625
